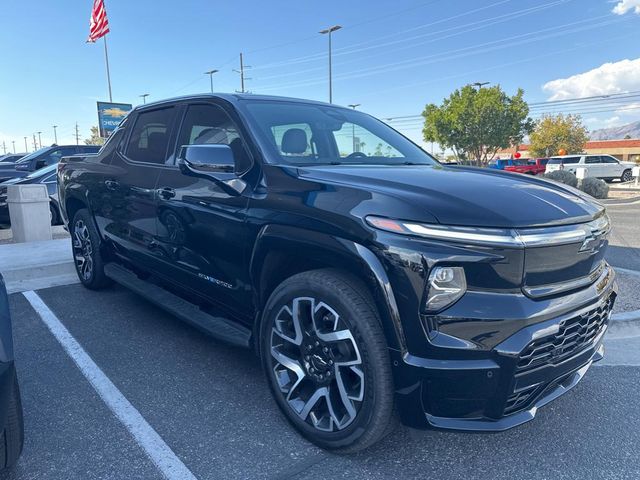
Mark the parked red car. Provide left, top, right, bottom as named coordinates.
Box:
left=504, top=158, right=549, bottom=175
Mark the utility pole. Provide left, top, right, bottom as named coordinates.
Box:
left=140, top=93, right=150, bottom=104
left=74, top=122, right=80, bottom=145
left=204, top=70, right=218, bottom=93
left=53, top=125, right=58, bottom=144
left=319, top=25, right=342, bottom=103
left=234, top=53, right=251, bottom=93
left=348, top=103, right=360, bottom=152
left=37, top=131, right=42, bottom=148
left=24, top=137, right=28, bottom=153
left=11, top=141, right=16, bottom=153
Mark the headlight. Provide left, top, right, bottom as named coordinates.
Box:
left=366, top=215, right=517, bottom=247
left=425, top=266, right=466, bottom=312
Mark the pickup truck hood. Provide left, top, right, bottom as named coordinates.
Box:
left=297, top=164, right=603, bottom=228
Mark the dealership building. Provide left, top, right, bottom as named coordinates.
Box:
left=497, top=139, right=640, bottom=163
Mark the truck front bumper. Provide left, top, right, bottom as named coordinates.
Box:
left=390, top=267, right=616, bottom=431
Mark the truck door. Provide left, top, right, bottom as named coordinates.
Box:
left=153, top=102, right=252, bottom=319
left=101, top=106, right=178, bottom=272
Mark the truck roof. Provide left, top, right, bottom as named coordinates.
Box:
left=136, top=93, right=348, bottom=111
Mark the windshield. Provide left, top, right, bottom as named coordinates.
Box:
left=242, top=101, right=437, bottom=166
left=26, top=164, right=56, bottom=179
left=15, top=147, right=50, bottom=163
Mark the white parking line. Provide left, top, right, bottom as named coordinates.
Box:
left=22, top=290, right=198, bottom=480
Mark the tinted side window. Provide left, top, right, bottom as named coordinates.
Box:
left=126, top=107, right=176, bottom=164
left=602, top=156, right=619, bottom=164
left=585, top=157, right=601, bottom=164
left=177, top=104, right=251, bottom=172
left=37, top=147, right=78, bottom=168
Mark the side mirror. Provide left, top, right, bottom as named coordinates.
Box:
left=178, top=144, right=235, bottom=174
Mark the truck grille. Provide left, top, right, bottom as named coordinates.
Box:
left=516, top=294, right=614, bottom=375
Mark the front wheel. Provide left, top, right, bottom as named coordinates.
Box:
left=71, top=209, right=112, bottom=290
left=621, top=169, right=632, bottom=183
left=260, top=269, right=395, bottom=453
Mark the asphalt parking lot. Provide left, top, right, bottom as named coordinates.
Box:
left=3, top=201, right=640, bottom=480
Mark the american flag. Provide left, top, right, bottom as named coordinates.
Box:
left=87, top=0, right=110, bottom=43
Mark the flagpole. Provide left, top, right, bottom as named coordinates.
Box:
left=103, top=35, right=113, bottom=102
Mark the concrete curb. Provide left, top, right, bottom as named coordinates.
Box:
left=601, top=196, right=640, bottom=205
left=0, top=238, right=78, bottom=294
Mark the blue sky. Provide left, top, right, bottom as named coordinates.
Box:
left=1, top=0, right=639, bottom=150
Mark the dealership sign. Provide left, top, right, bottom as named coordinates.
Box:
left=97, top=101, right=132, bottom=138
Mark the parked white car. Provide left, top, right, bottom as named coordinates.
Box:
left=545, top=154, right=635, bottom=182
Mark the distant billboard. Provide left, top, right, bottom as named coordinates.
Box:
left=97, top=101, right=133, bottom=138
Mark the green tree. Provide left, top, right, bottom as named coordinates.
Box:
left=528, top=114, right=588, bottom=157
left=85, top=126, right=105, bottom=146
left=422, top=85, right=533, bottom=166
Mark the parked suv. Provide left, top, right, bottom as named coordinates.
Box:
left=0, top=145, right=100, bottom=183
left=545, top=154, right=635, bottom=182
left=58, top=94, right=616, bottom=452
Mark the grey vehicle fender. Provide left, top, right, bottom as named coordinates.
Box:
left=0, top=275, right=14, bottom=364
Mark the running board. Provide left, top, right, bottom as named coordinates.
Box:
left=104, top=263, right=251, bottom=348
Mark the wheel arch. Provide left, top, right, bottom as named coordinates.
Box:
left=249, top=224, right=406, bottom=353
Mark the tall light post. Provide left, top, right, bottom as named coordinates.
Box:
left=319, top=25, right=341, bottom=103
left=204, top=69, right=218, bottom=93
left=53, top=125, right=58, bottom=144
left=11, top=141, right=15, bottom=153
left=37, top=131, right=42, bottom=148
left=140, top=93, right=150, bottom=104
left=348, top=103, right=360, bottom=152
left=24, top=137, right=28, bottom=153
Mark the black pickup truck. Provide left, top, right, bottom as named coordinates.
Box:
left=57, top=94, right=616, bottom=452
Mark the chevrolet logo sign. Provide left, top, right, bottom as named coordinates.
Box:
left=579, top=214, right=610, bottom=253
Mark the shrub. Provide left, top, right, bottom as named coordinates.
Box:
left=579, top=177, right=609, bottom=199
left=544, top=170, right=578, bottom=188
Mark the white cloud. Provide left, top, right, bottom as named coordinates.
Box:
left=612, top=0, right=640, bottom=15
left=616, top=102, right=640, bottom=115
left=542, top=58, right=640, bottom=100
left=604, top=115, right=621, bottom=126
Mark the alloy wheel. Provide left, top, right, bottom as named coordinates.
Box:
left=270, top=297, right=364, bottom=432
left=73, top=219, right=94, bottom=281
left=622, top=170, right=632, bottom=182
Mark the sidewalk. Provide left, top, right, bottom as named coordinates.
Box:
left=0, top=238, right=78, bottom=293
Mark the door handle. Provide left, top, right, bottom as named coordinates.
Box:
left=104, top=179, right=119, bottom=191
left=157, top=187, right=176, bottom=199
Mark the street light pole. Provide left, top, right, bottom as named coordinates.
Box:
left=319, top=25, right=342, bottom=103
left=53, top=125, right=58, bottom=144
left=11, top=141, right=16, bottom=153
left=140, top=93, right=150, bottom=104
left=204, top=69, right=219, bottom=93
left=24, top=137, right=28, bottom=153
left=37, top=131, right=42, bottom=148
left=348, top=103, right=360, bottom=152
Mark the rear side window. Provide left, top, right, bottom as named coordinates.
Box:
left=585, top=157, right=601, bottom=164
left=548, top=156, right=580, bottom=165
left=126, top=107, right=176, bottom=164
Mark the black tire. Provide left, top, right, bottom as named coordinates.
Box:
left=1, top=373, right=24, bottom=470
left=71, top=209, right=112, bottom=290
left=260, top=269, right=395, bottom=453
left=49, top=203, right=59, bottom=226
left=621, top=169, right=632, bottom=183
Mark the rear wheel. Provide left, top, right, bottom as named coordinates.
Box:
left=1, top=373, right=24, bottom=470
left=621, top=169, right=632, bottom=183
left=49, top=203, right=59, bottom=226
left=260, top=269, right=395, bottom=453
left=71, top=209, right=112, bottom=290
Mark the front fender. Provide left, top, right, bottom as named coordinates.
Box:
left=0, top=274, right=14, bottom=364
left=249, top=224, right=406, bottom=352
